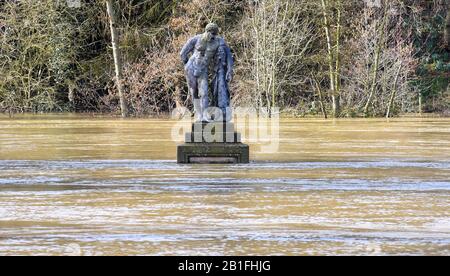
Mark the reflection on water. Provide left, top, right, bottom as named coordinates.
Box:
left=0, top=114, right=449, bottom=255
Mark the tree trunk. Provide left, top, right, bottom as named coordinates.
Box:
left=321, top=1, right=335, bottom=97
left=364, top=42, right=381, bottom=116
left=106, top=0, right=128, bottom=117
left=321, top=0, right=340, bottom=118
left=333, top=3, right=341, bottom=117
left=386, top=62, right=402, bottom=118
left=444, top=0, right=450, bottom=49
left=419, top=93, right=422, bottom=115
left=312, top=73, right=328, bottom=119
left=364, top=1, right=388, bottom=117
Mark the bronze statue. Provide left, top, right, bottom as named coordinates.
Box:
left=180, top=23, right=234, bottom=122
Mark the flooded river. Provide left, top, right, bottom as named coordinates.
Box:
left=0, top=114, right=449, bottom=255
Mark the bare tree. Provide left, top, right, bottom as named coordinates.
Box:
left=106, top=0, right=128, bottom=117
left=246, top=0, right=313, bottom=115
left=342, top=1, right=417, bottom=117
left=386, top=61, right=402, bottom=118
left=0, top=0, right=80, bottom=113
left=363, top=0, right=389, bottom=116
left=320, top=0, right=342, bottom=118
left=311, top=73, right=327, bottom=119
left=445, top=5, right=450, bottom=49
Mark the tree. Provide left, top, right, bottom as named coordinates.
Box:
left=445, top=3, right=450, bottom=49
left=363, top=0, right=389, bottom=116
left=246, top=0, right=312, bottom=114
left=0, top=0, right=80, bottom=113
left=320, top=0, right=342, bottom=118
left=106, top=0, right=128, bottom=117
left=0, top=0, right=446, bottom=116
left=342, top=0, right=417, bottom=117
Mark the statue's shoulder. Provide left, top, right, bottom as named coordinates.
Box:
left=187, top=35, right=201, bottom=44
left=187, top=34, right=202, bottom=44
left=217, top=37, right=227, bottom=47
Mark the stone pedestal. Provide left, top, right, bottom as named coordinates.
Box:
left=177, top=122, right=249, bottom=164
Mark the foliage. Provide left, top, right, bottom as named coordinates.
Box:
left=0, top=0, right=448, bottom=116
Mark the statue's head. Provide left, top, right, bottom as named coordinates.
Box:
left=203, top=23, right=219, bottom=41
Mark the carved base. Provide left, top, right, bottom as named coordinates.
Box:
left=177, top=143, right=249, bottom=164
left=177, top=122, right=249, bottom=164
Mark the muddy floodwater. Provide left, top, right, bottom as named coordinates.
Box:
left=0, top=114, right=449, bottom=255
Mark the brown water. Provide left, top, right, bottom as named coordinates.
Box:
left=0, top=114, right=449, bottom=255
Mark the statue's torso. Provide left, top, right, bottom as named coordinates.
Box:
left=188, top=36, right=220, bottom=75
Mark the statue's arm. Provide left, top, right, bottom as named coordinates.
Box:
left=180, top=36, right=198, bottom=65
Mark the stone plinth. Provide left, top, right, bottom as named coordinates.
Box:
left=177, top=122, right=249, bottom=164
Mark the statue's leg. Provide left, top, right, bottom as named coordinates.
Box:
left=198, top=74, right=209, bottom=122
left=186, top=70, right=202, bottom=122
left=192, top=99, right=202, bottom=122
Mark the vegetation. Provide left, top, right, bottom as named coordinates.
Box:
left=0, top=0, right=448, bottom=117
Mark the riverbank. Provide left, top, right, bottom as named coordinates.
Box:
left=1, top=111, right=449, bottom=120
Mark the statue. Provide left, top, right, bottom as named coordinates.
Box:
left=177, top=24, right=249, bottom=164
left=180, top=23, right=234, bottom=122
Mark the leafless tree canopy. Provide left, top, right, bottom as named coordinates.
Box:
left=0, top=0, right=448, bottom=116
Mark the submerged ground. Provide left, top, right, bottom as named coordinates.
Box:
left=0, top=114, right=449, bottom=255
